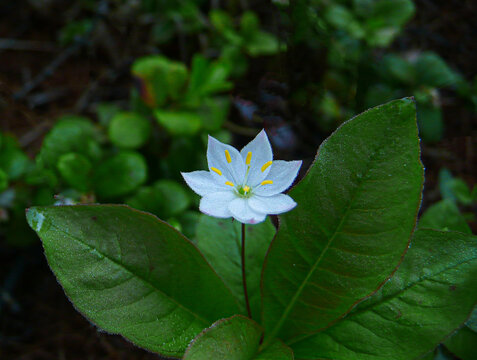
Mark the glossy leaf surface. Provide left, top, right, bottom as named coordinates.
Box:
left=262, top=98, right=424, bottom=342
left=26, top=205, right=240, bottom=358
left=184, top=315, right=293, bottom=360
left=291, top=229, right=477, bottom=360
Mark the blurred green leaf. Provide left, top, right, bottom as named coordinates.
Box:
left=94, top=152, right=147, bottom=198
left=418, top=199, right=471, bottom=233
left=380, top=54, right=415, bottom=85
left=210, top=10, right=234, bottom=33
left=38, top=116, right=101, bottom=169
left=58, top=19, right=94, bottom=46
left=246, top=31, right=283, bottom=56
left=57, top=153, right=92, bottom=192
left=132, top=55, right=188, bottom=107
left=438, top=168, right=475, bottom=205
left=108, top=112, right=151, bottom=149
left=416, top=52, right=460, bottom=88
left=178, top=211, right=201, bottom=240
left=417, top=103, right=444, bottom=143
left=0, top=169, right=8, bottom=192
left=154, top=110, right=202, bottom=135
left=0, top=134, right=32, bottom=180
left=186, top=55, right=233, bottom=103
left=449, top=179, right=474, bottom=205
left=198, top=97, right=230, bottom=131
left=127, top=180, right=190, bottom=219
left=95, top=103, right=121, bottom=127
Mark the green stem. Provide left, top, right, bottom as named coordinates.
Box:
left=241, top=223, right=252, bottom=318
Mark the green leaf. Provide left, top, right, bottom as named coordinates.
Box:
left=246, top=31, right=283, bottom=57
left=127, top=180, right=191, bottom=219
left=38, top=116, right=101, bottom=169
left=417, top=104, right=444, bottom=143
left=0, top=134, right=32, bottom=180
left=261, top=98, right=424, bottom=343
left=95, top=102, right=120, bottom=127
left=419, top=199, right=471, bottom=234
left=132, top=55, right=188, bottom=107
left=57, top=152, right=92, bottom=192
left=380, top=54, right=415, bottom=85
left=445, top=326, right=477, bottom=360
left=195, top=216, right=276, bottom=319
left=290, top=229, right=477, bottom=360
left=186, top=55, right=233, bottom=102
left=154, top=110, right=202, bottom=136
left=198, top=97, right=230, bottom=132
left=255, top=339, right=294, bottom=360
left=26, top=205, right=240, bottom=358
left=0, top=168, right=8, bottom=192
left=93, top=151, right=147, bottom=198
left=416, top=52, right=459, bottom=88
left=108, top=112, right=151, bottom=149
left=184, top=315, right=293, bottom=360
left=449, top=179, right=474, bottom=205
left=465, top=307, right=477, bottom=332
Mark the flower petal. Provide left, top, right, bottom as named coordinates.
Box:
left=254, top=160, right=302, bottom=196
left=207, top=135, right=246, bottom=185
left=181, top=171, right=226, bottom=196
left=199, top=191, right=236, bottom=218
left=240, top=129, right=273, bottom=186
left=248, top=194, right=297, bottom=215
left=228, top=198, right=267, bottom=224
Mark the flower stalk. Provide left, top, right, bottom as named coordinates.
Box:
left=241, top=223, right=252, bottom=319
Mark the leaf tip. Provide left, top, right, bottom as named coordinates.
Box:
left=26, top=207, right=46, bottom=234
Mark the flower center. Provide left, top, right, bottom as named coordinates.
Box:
left=237, top=185, right=252, bottom=198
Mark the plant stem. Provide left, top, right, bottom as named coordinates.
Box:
left=241, top=223, right=252, bottom=318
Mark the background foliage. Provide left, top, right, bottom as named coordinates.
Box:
left=0, top=0, right=475, bottom=359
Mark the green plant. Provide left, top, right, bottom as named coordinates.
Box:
left=25, top=99, right=477, bottom=359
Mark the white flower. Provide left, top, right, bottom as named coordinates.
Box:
left=181, top=129, right=302, bottom=224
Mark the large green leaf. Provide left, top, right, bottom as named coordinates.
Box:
left=261, top=98, right=424, bottom=343
left=290, top=229, right=477, bottom=360
left=26, top=205, right=240, bottom=358
left=183, top=315, right=293, bottom=360
left=445, top=326, right=477, bottom=360
left=195, top=216, right=276, bottom=320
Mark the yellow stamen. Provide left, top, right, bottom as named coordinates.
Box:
left=225, top=150, right=232, bottom=163
left=245, top=152, right=252, bottom=165
left=225, top=181, right=234, bottom=187
left=260, top=180, right=273, bottom=186
left=243, top=185, right=250, bottom=192
left=211, top=167, right=222, bottom=176
left=261, top=161, right=273, bottom=172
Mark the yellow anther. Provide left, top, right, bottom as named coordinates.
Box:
left=243, top=185, right=251, bottom=192
left=211, top=167, right=222, bottom=176
left=225, top=150, right=232, bottom=163
left=261, top=161, right=273, bottom=172
left=245, top=152, right=252, bottom=165
left=225, top=181, right=234, bottom=187
left=260, top=180, right=273, bottom=186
